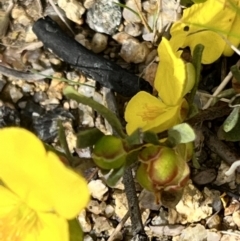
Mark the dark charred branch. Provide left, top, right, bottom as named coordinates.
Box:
left=33, top=16, right=152, bottom=97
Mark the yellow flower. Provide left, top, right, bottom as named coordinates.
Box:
left=125, top=38, right=195, bottom=135
left=170, top=0, right=240, bottom=64
left=0, top=127, right=90, bottom=241
left=125, top=91, right=182, bottom=134
left=155, top=38, right=195, bottom=106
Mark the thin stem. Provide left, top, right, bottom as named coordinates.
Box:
left=202, top=71, right=233, bottom=109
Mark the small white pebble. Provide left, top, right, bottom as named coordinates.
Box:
left=63, top=101, right=70, bottom=110
left=105, top=204, right=115, bottom=218
left=88, top=179, right=108, bottom=201
left=84, top=234, right=93, bottom=241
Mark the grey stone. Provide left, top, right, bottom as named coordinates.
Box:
left=86, top=0, right=121, bottom=35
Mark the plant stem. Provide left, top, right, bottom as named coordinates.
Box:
left=103, top=88, right=148, bottom=240
left=122, top=167, right=149, bottom=240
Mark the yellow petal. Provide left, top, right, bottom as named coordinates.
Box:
left=46, top=151, right=90, bottom=219
left=0, top=128, right=53, bottom=210
left=0, top=185, right=19, bottom=218
left=223, top=1, right=240, bottom=56
left=0, top=127, right=89, bottom=218
left=125, top=91, right=180, bottom=134
left=170, top=0, right=238, bottom=64
left=0, top=186, right=69, bottom=241
left=154, top=38, right=187, bottom=106
left=169, top=31, right=186, bottom=54
left=185, top=31, right=225, bottom=64
left=26, top=213, right=68, bottom=241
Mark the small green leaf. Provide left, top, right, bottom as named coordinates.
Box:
left=106, top=165, right=125, bottom=187
left=125, top=149, right=141, bottom=167
left=167, top=123, right=196, bottom=145
left=142, top=131, right=160, bottom=145
left=211, top=88, right=236, bottom=106
left=192, top=151, right=201, bottom=169
left=76, top=128, right=104, bottom=148
left=218, top=117, right=240, bottom=141
left=188, top=44, right=204, bottom=106
left=217, top=88, right=236, bottom=99
left=63, top=86, right=126, bottom=139
left=68, top=218, right=83, bottom=241
left=223, top=107, right=240, bottom=132
left=187, top=103, right=199, bottom=119
left=125, top=129, right=160, bottom=146
left=125, top=128, right=143, bottom=146
left=114, top=2, right=140, bottom=19
left=44, top=143, right=65, bottom=158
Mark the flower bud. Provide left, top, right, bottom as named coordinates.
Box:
left=92, top=135, right=127, bottom=170
left=136, top=146, right=189, bottom=193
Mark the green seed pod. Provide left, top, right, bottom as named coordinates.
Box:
left=92, top=135, right=127, bottom=170
left=136, top=163, right=154, bottom=192
left=136, top=145, right=190, bottom=192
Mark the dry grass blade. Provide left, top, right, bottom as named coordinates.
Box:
left=0, top=65, right=54, bottom=81
left=202, top=70, right=233, bottom=109
left=47, top=0, right=75, bottom=35
left=133, top=0, right=152, bottom=33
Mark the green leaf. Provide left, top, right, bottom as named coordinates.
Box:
left=167, top=123, right=196, bottom=146
left=211, top=88, right=236, bottom=106
left=68, top=218, right=83, bottom=241
left=63, top=86, right=126, bottom=139
left=76, top=128, right=104, bottom=148
left=192, top=150, right=201, bottom=169
left=44, top=143, right=66, bottom=157
left=125, top=128, right=143, bottom=146
left=231, top=65, right=240, bottom=83
left=188, top=44, right=204, bottom=107
left=218, top=117, right=240, bottom=141
left=105, top=165, right=125, bottom=187
left=223, top=107, right=240, bottom=132
left=125, top=149, right=141, bottom=167
left=187, top=103, right=199, bottom=119
left=125, top=129, right=160, bottom=146
left=114, top=2, right=140, bottom=19
left=142, top=131, right=160, bottom=145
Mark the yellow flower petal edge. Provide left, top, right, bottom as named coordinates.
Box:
left=125, top=91, right=180, bottom=135
left=0, top=127, right=90, bottom=240
left=46, top=151, right=90, bottom=219
left=185, top=31, right=225, bottom=64
left=223, top=0, right=240, bottom=56
left=154, top=38, right=187, bottom=106
left=170, top=0, right=240, bottom=64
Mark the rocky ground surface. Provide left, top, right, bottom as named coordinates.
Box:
left=1, top=0, right=240, bottom=241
